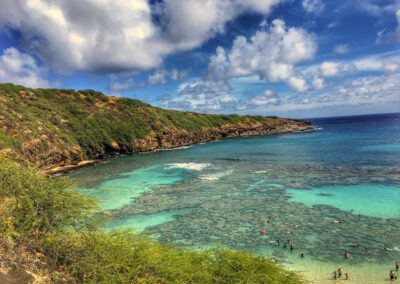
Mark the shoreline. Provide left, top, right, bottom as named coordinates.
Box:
left=44, top=125, right=314, bottom=175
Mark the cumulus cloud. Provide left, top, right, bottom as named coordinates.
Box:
left=334, top=44, right=350, bottom=54
left=147, top=68, right=189, bottom=86
left=108, top=77, right=135, bottom=96
left=238, top=89, right=281, bottom=110
left=302, top=0, right=324, bottom=14
left=0, top=0, right=286, bottom=74
left=320, top=61, right=356, bottom=77
left=312, top=77, right=325, bottom=90
left=0, top=47, right=49, bottom=87
left=205, top=19, right=316, bottom=91
left=157, top=79, right=235, bottom=112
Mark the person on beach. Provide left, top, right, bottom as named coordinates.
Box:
left=338, top=268, right=342, bottom=278
left=345, top=273, right=349, bottom=280
left=396, top=261, right=399, bottom=271
left=390, top=270, right=395, bottom=280
left=345, top=252, right=349, bottom=259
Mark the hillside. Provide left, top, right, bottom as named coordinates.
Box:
left=0, top=83, right=312, bottom=172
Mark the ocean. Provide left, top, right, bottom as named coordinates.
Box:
left=69, top=112, right=400, bottom=283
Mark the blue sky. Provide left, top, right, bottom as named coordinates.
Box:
left=0, top=0, right=399, bottom=118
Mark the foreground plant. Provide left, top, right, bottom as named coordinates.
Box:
left=0, top=157, right=303, bottom=283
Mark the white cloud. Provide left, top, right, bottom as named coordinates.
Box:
left=0, top=0, right=286, bottom=74
left=147, top=68, right=189, bottom=86
left=147, top=69, right=169, bottom=86
left=157, top=79, right=235, bottom=112
left=238, top=89, right=281, bottom=110
left=205, top=19, right=317, bottom=92
left=320, top=62, right=339, bottom=77
left=0, top=47, right=49, bottom=87
left=108, top=77, right=134, bottom=96
left=327, top=22, right=337, bottom=29
left=312, top=77, right=325, bottom=90
left=302, top=0, right=324, bottom=14
left=334, top=44, right=350, bottom=54
left=376, top=9, right=400, bottom=43
left=320, top=61, right=356, bottom=77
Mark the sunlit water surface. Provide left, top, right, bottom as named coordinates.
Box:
left=69, top=113, right=400, bottom=283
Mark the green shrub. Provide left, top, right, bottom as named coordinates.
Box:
left=0, top=157, right=303, bottom=283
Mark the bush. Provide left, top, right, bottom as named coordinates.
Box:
left=0, top=157, right=303, bottom=283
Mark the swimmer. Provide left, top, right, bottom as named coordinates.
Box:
left=396, top=261, right=399, bottom=271
left=283, top=243, right=287, bottom=249
left=345, top=273, right=349, bottom=280
left=300, top=253, right=304, bottom=258
left=261, top=229, right=266, bottom=235
left=290, top=244, right=294, bottom=251
left=338, top=268, right=342, bottom=278
left=345, top=252, right=349, bottom=259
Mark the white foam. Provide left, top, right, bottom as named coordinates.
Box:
left=252, top=170, right=268, bottom=174
left=199, top=170, right=233, bottom=181
left=161, top=146, right=192, bottom=151
left=166, top=163, right=211, bottom=171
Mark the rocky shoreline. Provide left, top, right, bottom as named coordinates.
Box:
left=45, top=119, right=313, bottom=175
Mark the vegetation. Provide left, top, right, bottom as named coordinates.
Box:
left=0, top=156, right=303, bottom=283
left=0, top=83, right=289, bottom=168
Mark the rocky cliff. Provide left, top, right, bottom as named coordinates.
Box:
left=0, top=83, right=313, bottom=173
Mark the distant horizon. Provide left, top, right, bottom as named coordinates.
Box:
left=0, top=0, right=399, bottom=118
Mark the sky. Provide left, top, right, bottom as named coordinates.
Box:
left=0, top=0, right=399, bottom=118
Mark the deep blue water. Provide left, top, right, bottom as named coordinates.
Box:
left=69, top=112, right=400, bottom=282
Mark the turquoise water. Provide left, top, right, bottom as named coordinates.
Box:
left=287, top=184, right=400, bottom=219
left=69, top=113, right=400, bottom=282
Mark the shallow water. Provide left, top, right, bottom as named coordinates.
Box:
left=69, top=112, right=400, bottom=283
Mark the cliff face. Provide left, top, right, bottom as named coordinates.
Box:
left=131, top=120, right=312, bottom=153
left=0, top=83, right=313, bottom=172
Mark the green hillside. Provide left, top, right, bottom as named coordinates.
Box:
left=0, top=83, right=311, bottom=170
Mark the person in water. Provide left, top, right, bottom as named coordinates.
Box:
left=338, top=268, right=343, bottom=278
left=333, top=271, right=337, bottom=279
left=276, top=240, right=280, bottom=246
left=396, top=261, right=399, bottom=271
left=345, top=273, right=349, bottom=280
left=300, top=253, right=304, bottom=258
left=345, top=252, right=350, bottom=259
left=283, top=243, right=287, bottom=249
left=390, top=270, right=395, bottom=280
left=290, top=244, right=294, bottom=251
